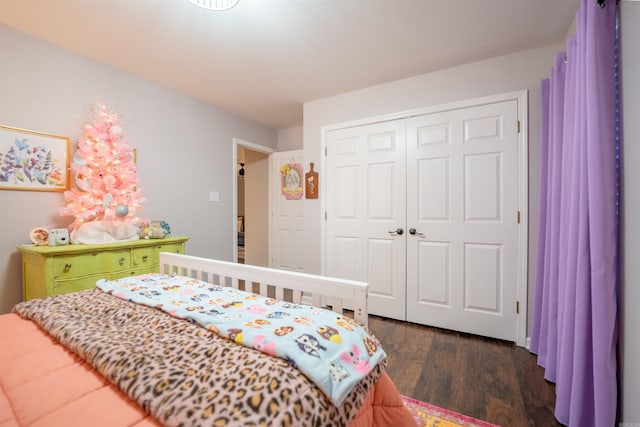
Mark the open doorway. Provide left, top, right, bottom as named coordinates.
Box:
left=232, top=138, right=274, bottom=266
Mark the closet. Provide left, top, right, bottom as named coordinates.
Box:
left=324, top=92, right=527, bottom=342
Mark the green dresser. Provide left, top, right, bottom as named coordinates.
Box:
left=17, top=236, right=189, bottom=301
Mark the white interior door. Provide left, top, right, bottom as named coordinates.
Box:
left=325, top=121, right=407, bottom=320
left=270, top=150, right=304, bottom=272
left=405, top=100, right=519, bottom=341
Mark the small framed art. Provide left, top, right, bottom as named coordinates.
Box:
left=280, top=162, right=303, bottom=200
left=0, top=125, right=70, bottom=191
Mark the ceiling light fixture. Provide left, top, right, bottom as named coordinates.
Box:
left=186, top=0, right=239, bottom=11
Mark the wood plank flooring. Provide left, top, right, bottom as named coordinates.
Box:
left=366, top=315, right=561, bottom=427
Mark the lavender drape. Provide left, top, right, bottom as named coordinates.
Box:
left=530, top=1, right=618, bottom=426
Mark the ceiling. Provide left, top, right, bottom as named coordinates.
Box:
left=0, top=0, right=580, bottom=130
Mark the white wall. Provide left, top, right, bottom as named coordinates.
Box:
left=0, top=24, right=277, bottom=314
left=277, top=126, right=303, bottom=151
left=302, top=43, right=564, bottom=335
left=620, top=1, right=640, bottom=422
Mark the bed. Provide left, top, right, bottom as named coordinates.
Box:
left=0, top=252, right=415, bottom=427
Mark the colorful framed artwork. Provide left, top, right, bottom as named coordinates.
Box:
left=0, top=125, right=70, bottom=192
left=280, top=162, right=303, bottom=200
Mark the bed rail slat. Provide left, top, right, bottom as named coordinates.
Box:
left=331, top=298, right=343, bottom=316
left=311, top=294, right=322, bottom=309
left=292, top=290, right=302, bottom=304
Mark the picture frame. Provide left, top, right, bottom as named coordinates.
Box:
left=0, top=125, right=70, bottom=192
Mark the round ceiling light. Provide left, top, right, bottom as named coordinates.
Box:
left=186, top=0, right=239, bottom=11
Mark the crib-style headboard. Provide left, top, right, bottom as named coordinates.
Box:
left=159, top=252, right=370, bottom=326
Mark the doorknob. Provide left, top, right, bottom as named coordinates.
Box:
left=388, top=228, right=404, bottom=235
left=409, top=228, right=424, bottom=237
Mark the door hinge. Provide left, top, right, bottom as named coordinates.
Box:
left=516, top=301, right=520, bottom=314
left=324, top=211, right=327, bottom=221
left=325, top=146, right=328, bottom=156
left=517, top=120, right=521, bottom=134
left=517, top=210, right=521, bottom=224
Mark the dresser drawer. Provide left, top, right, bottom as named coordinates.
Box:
left=53, top=275, right=103, bottom=295
left=132, top=247, right=155, bottom=268
left=132, top=242, right=182, bottom=267
left=52, top=249, right=131, bottom=278
left=53, top=270, right=133, bottom=295
left=154, top=242, right=184, bottom=255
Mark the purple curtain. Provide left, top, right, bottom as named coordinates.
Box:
left=530, top=1, right=618, bottom=426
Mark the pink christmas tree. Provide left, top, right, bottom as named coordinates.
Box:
left=59, top=102, right=145, bottom=231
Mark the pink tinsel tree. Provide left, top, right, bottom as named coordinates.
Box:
left=59, top=102, right=145, bottom=231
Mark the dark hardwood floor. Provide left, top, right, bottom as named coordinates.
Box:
left=366, top=315, right=561, bottom=427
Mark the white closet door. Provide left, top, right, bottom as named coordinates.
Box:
left=405, top=100, right=519, bottom=341
left=325, top=121, right=407, bottom=320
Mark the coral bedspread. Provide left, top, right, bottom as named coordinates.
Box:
left=0, top=290, right=414, bottom=427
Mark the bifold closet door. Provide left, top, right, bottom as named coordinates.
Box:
left=324, top=98, right=521, bottom=341
left=325, top=121, right=407, bottom=320
left=405, top=100, right=519, bottom=341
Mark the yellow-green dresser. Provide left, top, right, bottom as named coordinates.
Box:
left=17, top=236, right=189, bottom=301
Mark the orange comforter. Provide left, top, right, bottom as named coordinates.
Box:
left=0, top=313, right=414, bottom=427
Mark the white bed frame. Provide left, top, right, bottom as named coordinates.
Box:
left=159, top=252, right=370, bottom=326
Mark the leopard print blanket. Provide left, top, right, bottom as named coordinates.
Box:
left=13, top=289, right=384, bottom=427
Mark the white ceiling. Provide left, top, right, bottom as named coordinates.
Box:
left=0, top=0, right=580, bottom=130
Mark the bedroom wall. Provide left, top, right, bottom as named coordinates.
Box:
left=620, top=0, right=640, bottom=422
left=302, top=42, right=564, bottom=338
left=277, top=126, right=303, bottom=151
left=0, top=24, right=277, bottom=314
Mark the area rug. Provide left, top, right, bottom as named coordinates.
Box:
left=401, top=395, right=500, bottom=427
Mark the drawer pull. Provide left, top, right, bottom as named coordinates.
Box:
left=142, top=255, right=148, bottom=262
left=118, top=257, right=125, bottom=266
left=64, top=263, right=72, bottom=273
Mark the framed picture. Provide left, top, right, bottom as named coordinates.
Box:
left=0, top=125, right=70, bottom=192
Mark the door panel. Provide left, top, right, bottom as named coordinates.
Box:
left=464, top=243, right=502, bottom=312
left=326, top=121, right=406, bottom=320
left=270, top=150, right=304, bottom=272
left=406, top=100, right=518, bottom=341
left=465, top=153, right=502, bottom=221
left=419, top=157, right=450, bottom=220
left=417, top=241, right=450, bottom=305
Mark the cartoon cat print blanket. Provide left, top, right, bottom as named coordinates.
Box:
left=96, top=273, right=386, bottom=406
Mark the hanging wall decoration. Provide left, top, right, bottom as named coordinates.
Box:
left=305, top=162, right=318, bottom=199
left=280, top=161, right=303, bottom=200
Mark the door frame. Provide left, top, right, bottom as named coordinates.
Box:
left=320, top=90, right=529, bottom=346
left=232, top=138, right=275, bottom=263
